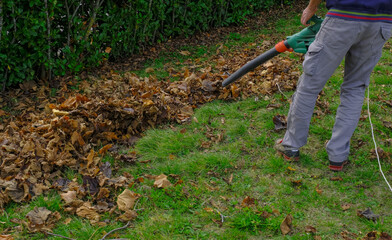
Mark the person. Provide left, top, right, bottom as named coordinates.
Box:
left=275, top=0, right=392, bottom=171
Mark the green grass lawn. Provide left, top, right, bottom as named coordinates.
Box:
left=1, top=5, right=392, bottom=240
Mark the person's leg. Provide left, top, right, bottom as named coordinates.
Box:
left=282, top=17, right=358, bottom=150
left=326, top=21, right=392, bottom=166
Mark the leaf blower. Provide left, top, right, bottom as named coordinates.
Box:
left=222, top=15, right=323, bottom=87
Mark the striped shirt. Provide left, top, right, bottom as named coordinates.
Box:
left=326, top=0, right=392, bottom=23
left=327, top=8, right=392, bottom=23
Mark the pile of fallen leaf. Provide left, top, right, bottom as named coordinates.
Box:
left=0, top=38, right=301, bottom=233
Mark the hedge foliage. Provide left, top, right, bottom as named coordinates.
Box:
left=0, top=0, right=294, bottom=87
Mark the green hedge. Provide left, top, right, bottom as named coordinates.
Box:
left=0, top=0, right=293, bottom=88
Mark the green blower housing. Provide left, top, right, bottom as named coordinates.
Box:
left=222, top=15, right=323, bottom=87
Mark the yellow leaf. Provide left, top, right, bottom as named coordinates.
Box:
left=98, top=144, right=112, bottom=155
left=204, top=207, right=214, bottom=213
left=287, top=166, right=296, bottom=171
left=52, top=109, right=69, bottom=116
left=105, top=47, right=112, bottom=54
left=179, top=50, right=191, bottom=56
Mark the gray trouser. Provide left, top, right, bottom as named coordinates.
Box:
left=282, top=17, right=392, bottom=163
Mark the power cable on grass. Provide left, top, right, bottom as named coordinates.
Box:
left=367, top=86, right=392, bottom=193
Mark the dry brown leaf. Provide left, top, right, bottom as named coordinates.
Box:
left=52, top=109, right=69, bottom=116
left=97, top=188, right=110, bottom=199
left=98, top=144, right=112, bottom=155
left=153, top=174, right=172, bottom=189
left=117, top=189, right=140, bottom=211
left=117, top=210, right=138, bottom=222
left=60, top=191, right=77, bottom=204
left=305, top=225, right=317, bottom=233
left=380, top=232, right=392, bottom=240
left=241, top=196, right=255, bottom=207
left=341, top=203, right=352, bottom=211
left=64, top=218, right=72, bottom=225
left=145, top=67, right=154, bottom=73
left=290, top=179, right=302, bottom=187
left=26, top=207, right=61, bottom=232
left=330, top=176, right=343, bottom=181
left=105, top=47, right=112, bottom=54
left=357, top=208, right=380, bottom=221
left=204, top=207, right=214, bottom=213
left=230, top=84, right=240, bottom=98
left=273, top=114, right=287, bottom=131
left=0, top=235, right=14, bottom=240
left=315, top=184, right=323, bottom=194
left=5, top=181, right=29, bottom=203
left=76, top=202, right=100, bottom=224
left=280, top=214, right=292, bottom=235
left=26, top=207, right=52, bottom=226
left=179, top=50, right=191, bottom=56
left=363, top=231, right=378, bottom=240
left=263, top=61, right=274, bottom=68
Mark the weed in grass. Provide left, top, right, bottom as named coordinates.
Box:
left=231, top=207, right=267, bottom=233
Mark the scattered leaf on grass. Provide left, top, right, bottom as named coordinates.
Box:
left=315, top=184, right=323, bottom=194
left=370, top=147, right=390, bottom=160
left=117, top=210, right=138, bottom=222
left=363, top=231, right=377, bottom=240
left=341, top=203, right=351, bottom=211
left=357, top=208, right=380, bottom=221
left=105, top=47, right=112, bottom=54
left=273, top=114, right=287, bottom=131
left=0, top=235, right=14, bottom=240
left=341, top=230, right=358, bottom=240
left=179, top=50, right=191, bottom=56
left=330, top=176, right=343, bottom=181
left=383, top=121, right=392, bottom=129
left=204, top=207, right=214, bottom=213
left=380, top=232, right=392, bottom=240
left=117, top=189, right=141, bottom=211
left=153, top=174, right=172, bottom=189
left=145, top=67, right=154, bottom=73
left=241, top=196, right=255, bottom=207
left=64, top=218, right=72, bottom=225
left=305, top=225, right=317, bottom=234
left=290, top=179, right=302, bottom=187
left=280, top=214, right=292, bottom=235
left=287, top=166, right=296, bottom=172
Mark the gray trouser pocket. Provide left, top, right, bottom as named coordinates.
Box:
left=303, top=42, right=324, bottom=76
left=381, top=23, right=392, bottom=41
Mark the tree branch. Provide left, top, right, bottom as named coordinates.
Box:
left=0, top=1, right=3, bottom=42
left=84, top=0, right=105, bottom=42
left=44, top=0, right=52, bottom=82
left=99, top=221, right=131, bottom=240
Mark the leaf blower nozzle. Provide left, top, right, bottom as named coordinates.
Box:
left=222, top=15, right=323, bottom=88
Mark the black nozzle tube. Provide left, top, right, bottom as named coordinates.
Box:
left=222, top=47, right=280, bottom=87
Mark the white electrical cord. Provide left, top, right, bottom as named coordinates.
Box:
left=367, top=86, right=392, bottom=192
